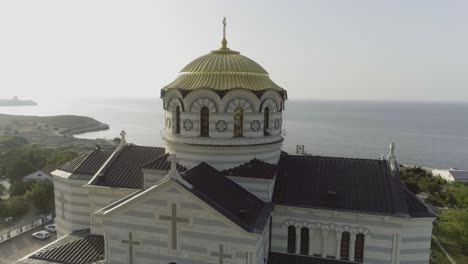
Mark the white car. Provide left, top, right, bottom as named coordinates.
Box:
left=32, top=230, right=51, bottom=240
left=44, top=223, right=56, bottom=233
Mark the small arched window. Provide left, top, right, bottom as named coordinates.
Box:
left=234, top=107, right=244, bottom=137
left=287, top=226, right=296, bottom=254
left=200, top=107, right=209, bottom=137
left=300, top=227, right=309, bottom=255
left=264, top=107, right=270, bottom=136
left=340, top=232, right=350, bottom=260
left=175, top=106, right=181, bottom=134
left=355, top=233, right=365, bottom=263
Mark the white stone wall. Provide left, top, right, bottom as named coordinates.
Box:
left=431, top=169, right=454, bottom=183
left=100, top=181, right=266, bottom=264
left=52, top=175, right=91, bottom=237
left=165, top=139, right=282, bottom=170
left=143, top=169, right=169, bottom=189
left=271, top=206, right=434, bottom=264
left=86, top=185, right=137, bottom=235
left=227, top=176, right=275, bottom=202
left=162, top=88, right=285, bottom=170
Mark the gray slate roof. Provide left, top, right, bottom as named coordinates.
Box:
left=273, top=153, right=434, bottom=217
left=268, top=252, right=351, bottom=264
left=28, top=229, right=104, bottom=264
left=142, top=153, right=187, bottom=171
left=183, top=162, right=273, bottom=233
left=90, top=145, right=165, bottom=189
left=222, top=158, right=279, bottom=179
left=57, top=149, right=113, bottom=180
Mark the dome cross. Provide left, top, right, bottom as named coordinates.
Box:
left=222, top=17, right=228, bottom=48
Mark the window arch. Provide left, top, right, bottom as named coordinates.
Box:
left=340, top=232, right=350, bottom=260
left=234, top=107, right=244, bottom=137
left=300, top=227, right=309, bottom=255
left=355, top=233, right=365, bottom=263
left=287, top=226, right=296, bottom=254
left=264, top=107, right=270, bottom=136
left=200, top=107, right=209, bottom=137
left=175, top=106, right=181, bottom=134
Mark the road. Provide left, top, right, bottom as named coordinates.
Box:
left=0, top=224, right=57, bottom=264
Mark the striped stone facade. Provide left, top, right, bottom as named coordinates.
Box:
left=98, top=180, right=267, bottom=264
left=162, top=88, right=285, bottom=170
left=271, top=206, right=434, bottom=264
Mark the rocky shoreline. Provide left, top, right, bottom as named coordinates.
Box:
left=0, top=114, right=116, bottom=151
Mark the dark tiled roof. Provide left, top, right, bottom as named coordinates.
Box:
left=268, top=252, right=352, bottom=264
left=142, top=153, right=187, bottom=171
left=222, top=158, right=279, bottom=179
left=183, top=162, right=272, bottom=233
left=450, top=170, right=468, bottom=181
left=58, top=150, right=113, bottom=176
left=404, top=189, right=436, bottom=218
left=91, top=145, right=165, bottom=189
left=273, top=154, right=410, bottom=216
left=30, top=229, right=104, bottom=264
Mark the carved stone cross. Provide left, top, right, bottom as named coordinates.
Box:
left=159, top=203, right=189, bottom=250
left=211, top=244, right=232, bottom=264
left=57, top=192, right=65, bottom=219
left=121, top=232, right=140, bottom=264
left=120, top=130, right=127, bottom=144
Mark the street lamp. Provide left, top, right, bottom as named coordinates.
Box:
left=5, top=216, right=13, bottom=239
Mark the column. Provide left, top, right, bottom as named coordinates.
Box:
left=349, top=233, right=356, bottom=262
left=321, top=230, right=328, bottom=258
left=336, top=231, right=342, bottom=259
left=295, top=227, right=300, bottom=254
left=309, top=228, right=314, bottom=256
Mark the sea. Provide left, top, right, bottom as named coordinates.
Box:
left=1, top=98, right=467, bottom=170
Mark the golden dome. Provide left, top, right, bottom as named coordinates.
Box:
left=164, top=47, right=283, bottom=92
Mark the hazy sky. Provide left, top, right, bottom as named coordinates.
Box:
left=1, top=0, right=467, bottom=101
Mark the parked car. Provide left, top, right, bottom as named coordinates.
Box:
left=44, top=223, right=56, bottom=233
left=32, top=230, right=51, bottom=240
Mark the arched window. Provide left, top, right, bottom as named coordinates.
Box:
left=340, top=232, right=350, bottom=260
left=233, top=107, right=243, bottom=137
left=287, top=226, right=296, bottom=253
left=175, top=106, right=181, bottom=134
left=263, top=107, right=270, bottom=136
left=300, top=227, right=309, bottom=255
left=200, top=107, right=209, bottom=137
left=355, top=233, right=365, bottom=263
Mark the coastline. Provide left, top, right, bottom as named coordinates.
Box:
left=0, top=114, right=115, bottom=151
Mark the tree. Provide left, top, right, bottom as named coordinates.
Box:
left=8, top=181, right=35, bottom=197
left=436, top=209, right=468, bottom=254
left=7, top=160, right=35, bottom=182
left=27, top=181, right=55, bottom=213
left=0, top=196, right=29, bottom=218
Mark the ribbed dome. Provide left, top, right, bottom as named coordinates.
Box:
left=164, top=47, right=283, bottom=91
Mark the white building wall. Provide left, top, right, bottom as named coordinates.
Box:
left=100, top=181, right=265, bottom=264
left=52, top=175, right=91, bottom=237
left=271, top=206, right=434, bottom=264
left=227, top=176, right=275, bottom=202
left=87, top=185, right=137, bottom=235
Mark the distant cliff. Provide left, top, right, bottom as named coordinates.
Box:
left=0, top=96, right=37, bottom=107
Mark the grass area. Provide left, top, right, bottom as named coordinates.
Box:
left=434, top=229, right=468, bottom=264
left=431, top=239, right=451, bottom=264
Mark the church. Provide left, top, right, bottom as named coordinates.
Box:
left=19, top=20, right=435, bottom=264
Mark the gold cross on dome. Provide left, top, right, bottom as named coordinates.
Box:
left=222, top=17, right=228, bottom=48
